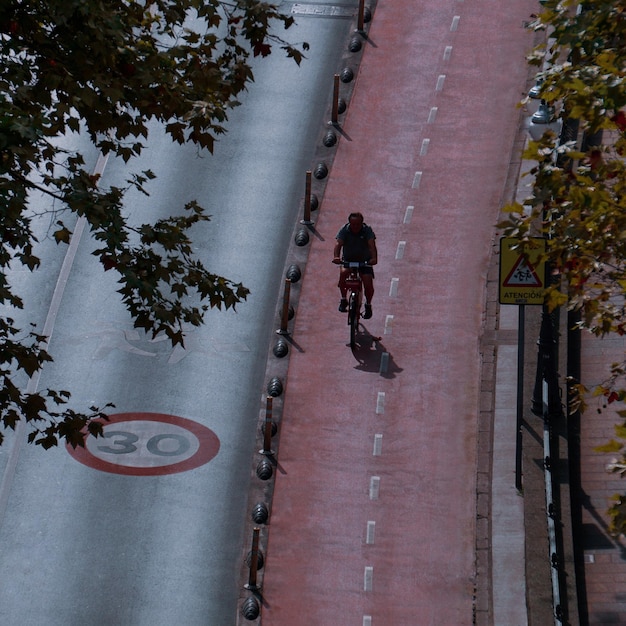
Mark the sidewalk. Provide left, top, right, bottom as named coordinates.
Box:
left=238, top=1, right=543, bottom=624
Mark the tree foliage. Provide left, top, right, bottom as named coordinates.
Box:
left=499, top=0, right=626, bottom=533
left=0, top=0, right=307, bottom=448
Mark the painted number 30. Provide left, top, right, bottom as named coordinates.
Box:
left=98, top=431, right=191, bottom=457
left=66, top=413, right=221, bottom=476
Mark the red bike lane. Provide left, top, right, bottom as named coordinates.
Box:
left=255, top=1, right=537, bottom=623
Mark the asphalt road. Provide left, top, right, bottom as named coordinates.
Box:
left=0, top=6, right=356, bottom=625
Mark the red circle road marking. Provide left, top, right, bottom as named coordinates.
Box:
left=66, top=412, right=220, bottom=476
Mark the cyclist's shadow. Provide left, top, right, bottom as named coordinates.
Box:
left=351, top=327, right=402, bottom=378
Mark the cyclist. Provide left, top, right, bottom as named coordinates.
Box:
left=332, top=212, right=377, bottom=319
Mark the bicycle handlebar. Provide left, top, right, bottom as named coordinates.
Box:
left=333, top=260, right=371, bottom=268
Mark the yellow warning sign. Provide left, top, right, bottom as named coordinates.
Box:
left=499, top=237, right=546, bottom=305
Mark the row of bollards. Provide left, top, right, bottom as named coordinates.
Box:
left=241, top=5, right=372, bottom=620
left=243, top=382, right=281, bottom=611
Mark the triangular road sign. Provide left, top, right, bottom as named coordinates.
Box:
left=503, top=255, right=542, bottom=287
left=499, top=237, right=546, bottom=305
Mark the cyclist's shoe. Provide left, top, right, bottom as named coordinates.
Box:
left=338, top=298, right=348, bottom=313
left=363, top=304, right=373, bottom=319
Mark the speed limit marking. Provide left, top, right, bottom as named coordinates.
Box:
left=66, top=412, right=220, bottom=476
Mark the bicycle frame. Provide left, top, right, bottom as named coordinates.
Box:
left=342, top=262, right=367, bottom=348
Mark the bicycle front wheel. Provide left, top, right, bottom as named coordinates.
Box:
left=348, top=292, right=358, bottom=348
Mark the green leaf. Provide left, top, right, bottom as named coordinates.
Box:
left=0, top=0, right=307, bottom=448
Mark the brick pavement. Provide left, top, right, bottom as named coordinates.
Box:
left=579, top=332, right=626, bottom=625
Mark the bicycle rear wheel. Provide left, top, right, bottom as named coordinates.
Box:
left=348, top=292, right=358, bottom=348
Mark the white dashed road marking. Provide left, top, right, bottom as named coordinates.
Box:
left=389, top=277, right=399, bottom=297
left=373, top=433, right=383, bottom=456
left=369, top=476, right=380, bottom=499
left=376, top=391, right=385, bottom=414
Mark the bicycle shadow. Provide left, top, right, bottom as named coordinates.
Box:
left=351, top=328, right=402, bottom=378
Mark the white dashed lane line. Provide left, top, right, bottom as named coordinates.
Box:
left=364, top=566, right=374, bottom=592
left=360, top=9, right=467, bottom=610
left=373, top=433, right=383, bottom=456
left=376, top=391, right=385, bottom=414
left=384, top=315, right=393, bottom=335
left=369, top=476, right=380, bottom=500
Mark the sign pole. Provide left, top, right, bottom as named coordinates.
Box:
left=515, top=304, right=524, bottom=492
left=499, top=236, right=546, bottom=491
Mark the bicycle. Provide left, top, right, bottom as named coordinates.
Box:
left=340, top=261, right=369, bottom=348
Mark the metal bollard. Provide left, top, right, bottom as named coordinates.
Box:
left=245, top=527, right=262, bottom=590
left=246, top=548, right=264, bottom=571
left=314, top=162, right=328, bottom=179
left=357, top=0, right=365, bottom=32
left=256, top=458, right=273, bottom=480
left=277, top=278, right=291, bottom=335
left=341, top=67, right=354, bottom=83
left=241, top=596, right=260, bottom=620
left=273, top=338, right=288, bottom=358
left=260, top=396, right=275, bottom=456
left=251, top=502, right=269, bottom=524
left=285, top=264, right=301, bottom=283
left=323, top=129, right=337, bottom=147
left=301, top=170, right=313, bottom=225
left=267, top=376, right=283, bottom=397
left=349, top=35, right=362, bottom=52
left=295, top=228, right=310, bottom=246
left=331, top=73, right=340, bottom=124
